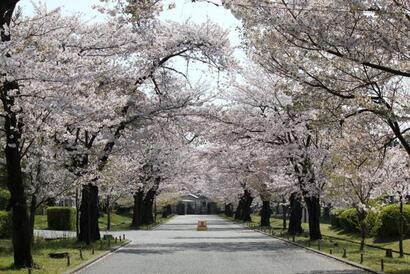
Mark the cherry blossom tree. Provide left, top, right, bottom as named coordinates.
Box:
left=379, top=146, right=410, bottom=257
left=328, top=115, right=386, bottom=251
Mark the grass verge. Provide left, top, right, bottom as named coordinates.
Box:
left=224, top=214, right=410, bottom=274
left=35, top=212, right=174, bottom=231
left=0, top=237, right=124, bottom=274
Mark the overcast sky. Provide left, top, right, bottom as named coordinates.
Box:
left=17, top=0, right=244, bottom=94
left=18, top=0, right=241, bottom=46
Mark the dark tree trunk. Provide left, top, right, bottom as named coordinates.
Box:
left=162, top=205, right=172, bottom=218
left=106, top=196, right=111, bottom=231
left=234, top=201, right=242, bottom=220
left=304, top=196, right=322, bottom=240
left=260, top=200, right=271, bottom=227
left=2, top=83, right=33, bottom=268
left=357, top=209, right=367, bottom=252
left=224, top=203, right=233, bottom=217
left=282, top=203, right=288, bottom=230
left=79, top=184, right=100, bottom=244
left=398, top=193, right=405, bottom=257
left=75, top=188, right=79, bottom=238
left=142, top=189, right=156, bottom=225
left=241, top=190, right=253, bottom=222
left=275, top=204, right=280, bottom=215
left=1, top=2, right=33, bottom=267
left=29, top=195, right=37, bottom=245
left=323, top=203, right=332, bottom=220
left=288, top=193, right=303, bottom=235
left=131, top=191, right=143, bottom=228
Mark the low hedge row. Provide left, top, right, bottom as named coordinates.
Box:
left=331, top=204, right=410, bottom=237
left=378, top=204, right=410, bottom=236
left=47, top=207, right=76, bottom=231
left=0, top=210, right=12, bottom=238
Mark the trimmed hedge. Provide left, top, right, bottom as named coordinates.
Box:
left=331, top=207, right=380, bottom=236
left=339, top=208, right=359, bottom=232
left=378, top=204, right=410, bottom=237
left=0, top=210, right=12, bottom=238
left=47, top=207, right=76, bottom=231
left=0, top=188, right=10, bottom=210
left=330, top=208, right=345, bottom=228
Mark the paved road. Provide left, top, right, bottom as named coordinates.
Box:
left=76, top=215, right=370, bottom=274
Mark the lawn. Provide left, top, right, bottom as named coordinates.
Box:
left=0, top=237, right=123, bottom=274
left=245, top=215, right=410, bottom=274
left=35, top=212, right=174, bottom=231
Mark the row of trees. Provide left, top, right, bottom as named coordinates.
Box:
left=189, top=0, right=410, bottom=255
left=0, top=0, right=232, bottom=267
left=1, top=0, right=409, bottom=268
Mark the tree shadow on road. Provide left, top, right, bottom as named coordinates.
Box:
left=118, top=241, right=295, bottom=255
left=296, top=271, right=368, bottom=274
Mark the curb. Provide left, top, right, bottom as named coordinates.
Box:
left=65, top=240, right=131, bottom=274
left=219, top=216, right=384, bottom=274
left=254, top=228, right=383, bottom=274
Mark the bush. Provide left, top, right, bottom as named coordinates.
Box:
left=365, top=210, right=381, bottom=236
left=336, top=208, right=380, bottom=236
left=47, top=207, right=76, bottom=231
left=378, top=204, right=410, bottom=237
left=116, top=205, right=132, bottom=215
left=339, top=208, right=359, bottom=232
left=0, top=210, right=12, bottom=238
left=330, top=208, right=345, bottom=228
left=0, top=188, right=10, bottom=210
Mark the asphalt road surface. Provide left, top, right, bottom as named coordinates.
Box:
left=74, top=215, right=370, bottom=274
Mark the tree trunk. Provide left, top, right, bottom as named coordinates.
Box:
left=75, top=187, right=79, bottom=238
left=241, top=190, right=253, bottom=222
left=79, top=184, right=100, bottom=244
left=106, top=196, right=111, bottom=231
left=399, top=194, right=405, bottom=257
left=357, top=209, right=367, bottom=252
left=2, top=81, right=33, bottom=268
left=142, top=189, right=156, bottom=225
left=29, top=195, right=37, bottom=245
left=225, top=203, right=233, bottom=217
left=288, top=193, right=303, bottom=235
left=234, top=201, right=242, bottom=220
left=260, top=200, right=271, bottom=227
left=323, top=203, right=331, bottom=220
left=304, top=196, right=322, bottom=240
left=1, top=1, right=32, bottom=267
left=282, top=203, right=287, bottom=230
left=131, top=191, right=143, bottom=228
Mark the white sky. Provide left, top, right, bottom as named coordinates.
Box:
left=18, top=0, right=242, bottom=47
left=17, top=0, right=245, bottom=98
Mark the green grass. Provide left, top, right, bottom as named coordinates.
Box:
left=33, top=215, right=48, bottom=230
left=35, top=212, right=174, bottom=231
left=98, top=213, right=133, bottom=231
left=0, top=213, right=174, bottom=273
left=0, top=237, right=123, bottom=274
left=243, top=214, right=410, bottom=274
left=250, top=215, right=410, bottom=252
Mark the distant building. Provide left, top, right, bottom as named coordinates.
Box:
left=172, top=194, right=218, bottom=215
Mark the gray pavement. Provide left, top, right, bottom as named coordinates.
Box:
left=76, top=215, right=370, bottom=274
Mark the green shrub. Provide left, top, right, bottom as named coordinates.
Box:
left=339, top=208, right=359, bottom=232
left=337, top=208, right=381, bottom=235
left=47, top=207, right=76, bottom=231
left=330, top=208, right=345, bottom=228
left=365, top=210, right=382, bottom=236
left=0, top=188, right=10, bottom=210
left=116, top=205, right=132, bottom=216
left=378, top=204, right=410, bottom=237
left=0, top=210, right=12, bottom=238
